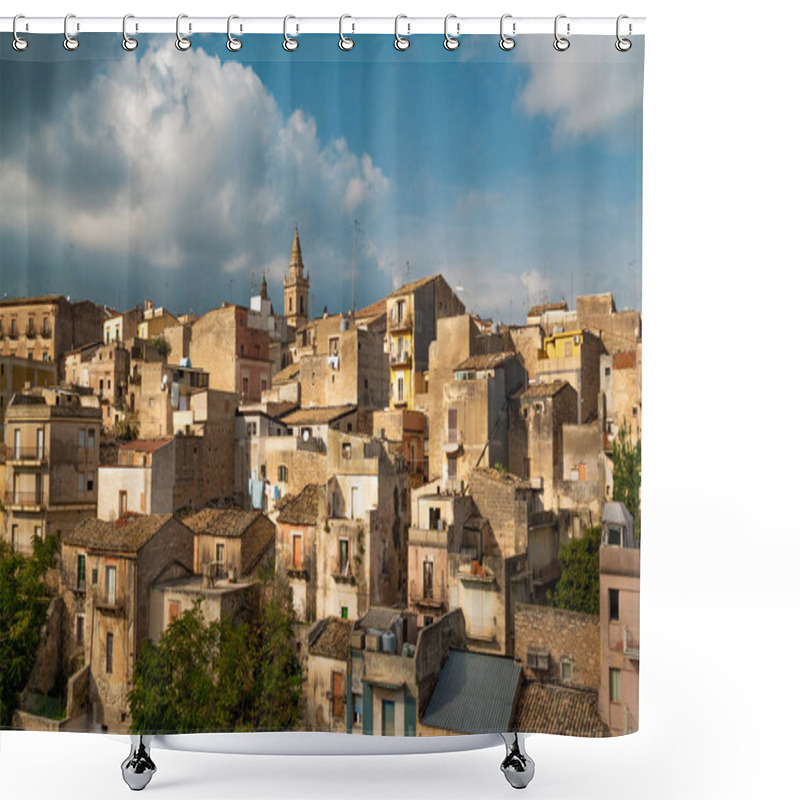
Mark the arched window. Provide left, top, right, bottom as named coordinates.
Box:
left=278, top=464, right=289, bottom=482
left=289, top=297, right=293, bottom=312
left=300, top=296, right=304, bottom=314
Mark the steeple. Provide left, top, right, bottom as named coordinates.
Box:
left=289, top=226, right=305, bottom=278
left=260, top=271, right=268, bottom=300
left=284, top=226, right=310, bottom=330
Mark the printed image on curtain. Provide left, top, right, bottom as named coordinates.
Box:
left=0, top=32, right=643, bottom=740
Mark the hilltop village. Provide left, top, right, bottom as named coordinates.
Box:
left=1, top=228, right=641, bottom=737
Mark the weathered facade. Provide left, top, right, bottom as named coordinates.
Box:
left=0, top=356, right=56, bottom=437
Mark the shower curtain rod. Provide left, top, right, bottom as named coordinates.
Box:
left=0, top=16, right=645, bottom=36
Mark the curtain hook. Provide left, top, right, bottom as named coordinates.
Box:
left=394, top=15, right=410, bottom=51
left=63, top=13, right=79, bottom=51
left=122, top=14, right=138, bottom=51
left=444, top=14, right=459, bottom=51
left=175, top=14, right=191, bottom=51
left=283, top=15, right=299, bottom=51
left=227, top=15, right=243, bottom=51
left=339, top=15, right=354, bottom=51
left=12, top=14, right=28, bottom=51
left=554, top=14, right=570, bottom=51
left=499, top=14, right=515, bottom=51
left=615, top=14, right=632, bottom=51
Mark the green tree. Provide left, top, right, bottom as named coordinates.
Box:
left=549, top=525, right=601, bottom=615
left=612, top=420, right=642, bottom=540
left=0, top=534, right=59, bottom=726
left=128, top=573, right=302, bottom=734
left=150, top=336, right=171, bottom=360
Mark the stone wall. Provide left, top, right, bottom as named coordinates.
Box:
left=514, top=603, right=600, bottom=690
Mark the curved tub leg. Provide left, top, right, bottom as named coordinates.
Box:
left=499, top=733, right=535, bottom=790
left=121, top=735, right=157, bottom=791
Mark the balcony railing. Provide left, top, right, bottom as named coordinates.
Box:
left=5, top=491, right=45, bottom=508
left=442, top=428, right=463, bottom=453
left=389, top=312, right=412, bottom=332
left=389, top=351, right=412, bottom=367
left=8, top=447, right=47, bottom=462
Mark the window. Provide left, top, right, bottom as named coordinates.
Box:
left=34, top=526, right=42, bottom=540
left=609, top=589, right=620, bottom=622
left=76, top=615, right=85, bottom=645
left=87, top=475, right=94, bottom=493
left=36, top=428, right=44, bottom=459
left=561, top=659, right=573, bottom=683
left=106, top=566, right=116, bottom=604
left=607, top=526, right=622, bottom=547
left=342, top=442, right=352, bottom=460
left=299, top=296, right=304, bottom=314
left=77, top=555, right=86, bottom=591
left=119, top=491, right=127, bottom=517
left=216, top=543, right=226, bottom=576
left=423, top=559, right=434, bottom=599
left=106, top=633, right=114, bottom=674
left=352, top=694, right=362, bottom=725
left=447, top=456, right=458, bottom=480
left=423, top=616, right=434, bottom=627
left=609, top=668, right=621, bottom=703
left=168, top=601, right=181, bottom=624
left=526, top=648, right=550, bottom=671
left=292, top=534, right=303, bottom=569
left=381, top=700, right=395, bottom=736
left=240, top=344, right=245, bottom=357
left=329, top=337, right=339, bottom=357
left=91, top=567, right=98, bottom=586
left=278, top=465, right=289, bottom=482
left=397, top=376, right=404, bottom=403
left=605, top=366, right=611, bottom=376
left=341, top=606, right=348, bottom=620
left=242, top=376, right=249, bottom=395
left=380, top=540, right=389, bottom=575
left=78, top=428, right=86, bottom=448
left=88, top=429, right=95, bottom=449
left=78, top=473, right=85, bottom=493
left=13, top=429, right=20, bottom=460
left=332, top=671, right=344, bottom=718
left=339, top=539, right=349, bottom=574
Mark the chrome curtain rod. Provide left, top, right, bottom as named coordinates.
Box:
left=0, top=16, right=645, bottom=36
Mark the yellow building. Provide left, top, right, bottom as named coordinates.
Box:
left=136, top=301, right=179, bottom=341
left=0, top=356, right=57, bottom=437
left=386, top=275, right=464, bottom=410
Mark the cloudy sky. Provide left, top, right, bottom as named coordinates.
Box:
left=0, top=33, right=643, bottom=324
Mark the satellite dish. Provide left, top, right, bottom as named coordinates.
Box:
left=161, top=375, right=169, bottom=391
left=302, top=429, right=310, bottom=442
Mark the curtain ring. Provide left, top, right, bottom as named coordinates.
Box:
left=339, top=15, right=354, bottom=50
left=499, top=14, right=515, bottom=51
left=175, top=14, right=191, bottom=51
left=63, top=13, right=79, bottom=51
left=12, top=15, right=28, bottom=52
left=394, top=15, right=410, bottom=51
left=444, top=14, right=459, bottom=51
left=227, top=15, right=243, bottom=51
left=554, top=14, right=570, bottom=51
left=283, top=15, right=299, bottom=51
left=615, top=14, right=632, bottom=51
left=122, top=14, right=138, bottom=51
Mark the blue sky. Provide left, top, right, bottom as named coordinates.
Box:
left=0, top=33, right=643, bottom=323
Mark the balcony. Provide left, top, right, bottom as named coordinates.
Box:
left=408, top=525, right=449, bottom=548
left=442, top=428, right=463, bottom=454
left=389, top=351, right=412, bottom=368
left=26, top=328, right=36, bottom=340
left=388, top=311, right=413, bottom=332
left=623, top=625, right=639, bottom=660
left=8, top=447, right=47, bottom=465
left=5, top=491, right=45, bottom=510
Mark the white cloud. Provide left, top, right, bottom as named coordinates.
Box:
left=0, top=40, right=390, bottom=280
left=517, top=58, right=641, bottom=140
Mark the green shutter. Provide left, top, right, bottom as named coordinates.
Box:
left=363, top=683, right=373, bottom=736
left=404, top=694, right=417, bottom=737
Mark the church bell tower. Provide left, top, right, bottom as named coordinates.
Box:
left=283, top=226, right=310, bottom=330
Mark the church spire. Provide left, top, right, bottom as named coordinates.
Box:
left=260, top=271, right=268, bottom=300
left=289, top=226, right=305, bottom=277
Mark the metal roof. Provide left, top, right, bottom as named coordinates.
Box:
left=422, top=649, right=521, bottom=734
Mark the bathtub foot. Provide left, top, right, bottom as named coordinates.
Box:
left=500, top=733, right=534, bottom=789
left=121, top=735, right=157, bottom=791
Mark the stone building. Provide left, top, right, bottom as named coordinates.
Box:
left=306, top=616, right=353, bottom=732
left=3, top=388, right=101, bottom=553
left=386, top=275, right=465, bottom=411
left=372, top=408, right=427, bottom=488
left=0, top=356, right=56, bottom=437
left=136, top=300, right=179, bottom=341
left=190, top=278, right=282, bottom=402
left=558, top=420, right=606, bottom=522
left=532, top=329, right=605, bottom=424
left=436, top=352, right=527, bottom=491
left=104, top=307, right=143, bottom=346
left=295, top=313, right=388, bottom=411
left=599, top=501, right=640, bottom=735
left=575, top=293, right=641, bottom=355
left=0, top=295, right=106, bottom=380
left=600, top=348, right=642, bottom=445
left=284, top=227, right=310, bottom=331
left=508, top=381, right=578, bottom=511
left=59, top=514, right=195, bottom=732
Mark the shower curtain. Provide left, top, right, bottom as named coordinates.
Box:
left=0, top=27, right=643, bottom=739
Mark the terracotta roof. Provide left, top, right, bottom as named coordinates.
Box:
left=455, top=351, right=515, bottom=372
left=355, top=298, right=387, bottom=319
left=527, top=301, right=568, bottom=316
left=119, top=438, right=172, bottom=453
left=387, top=274, right=439, bottom=298
left=277, top=484, right=325, bottom=526
left=309, top=616, right=353, bottom=661
left=513, top=682, right=609, bottom=737
left=520, top=380, right=571, bottom=399
left=182, top=509, right=263, bottom=539
left=265, top=402, right=298, bottom=420
left=281, top=405, right=356, bottom=426
left=63, top=514, right=176, bottom=553
left=272, top=363, right=300, bottom=385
